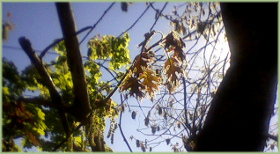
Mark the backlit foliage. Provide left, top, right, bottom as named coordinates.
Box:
left=2, top=33, right=131, bottom=151
left=120, top=30, right=186, bottom=98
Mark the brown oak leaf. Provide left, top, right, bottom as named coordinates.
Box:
left=120, top=71, right=145, bottom=99
left=132, top=52, right=150, bottom=76
left=164, top=57, right=183, bottom=93
left=139, top=68, right=161, bottom=98
left=164, top=31, right=185, bottom=50
left=173, top=47, right=186, bottom=62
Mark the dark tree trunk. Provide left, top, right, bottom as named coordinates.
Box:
left=194, top=3, right=278, bottom=151
left=56, top=3, right=92, bottom=122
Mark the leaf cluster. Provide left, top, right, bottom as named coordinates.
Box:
left=87, top=33, right=131, bottom=70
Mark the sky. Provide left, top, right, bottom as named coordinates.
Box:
left=2, top=2, right=278, bottom=152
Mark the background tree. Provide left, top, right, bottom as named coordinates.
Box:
left=2, top=2, right=278, bottom=152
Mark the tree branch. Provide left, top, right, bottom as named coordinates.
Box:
left=149, top=2, right=168, bottom=32
left=266, top=133, right=278, bottom=142
left=118, top=3, right=152, bottom=38
left=118, top=94, right=133, bottom=152
left=56, top=2, right=91, bottom=122
left=18, top=37, right=70, bottom=137
left=39, top=26, right=92, bottom=59
left=80, top=2, right=115, bottom=44
left=19, top=97, right=55, bottom=108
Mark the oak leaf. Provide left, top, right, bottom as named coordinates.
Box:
left=164, top=57, right=183, bottom=93
left=120, top=71, right=145, bottom=99
left=173, top=47, right=186, bottom=62
left=132, top=52, right=150, bottom=76
left=164, top=31, right=185, bottom=50
left=139, top=68, right=161, bottom=98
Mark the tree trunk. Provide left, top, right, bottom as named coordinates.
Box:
left=194, top=3, right=277, bottom=151
left=56, top=2, right=92, bottom=122
left=56, top=3, right=106, bottom=151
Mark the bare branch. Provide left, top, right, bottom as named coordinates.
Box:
left=150, top=2, right=168, bottom=32
left=39, top=26, right=92, bottom=59
left=266, top=133, right=278, bottom=142
left=118, top=3, right=152, bottom=38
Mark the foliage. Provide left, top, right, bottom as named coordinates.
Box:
left=2, top=58, right=46, bottom=150
left=87, top=33, right=131, bottom=70
left=2, top=32, right=131, bottom=151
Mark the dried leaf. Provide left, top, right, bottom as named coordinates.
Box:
left=136, top=139, right=140, bottom=147
left=271, top=144, right=275, bottom=150
left=132, top=52, right=149, bottom=76
left=177, top=122, right=181, bottom=129
left=147, top=111, right=151, bottom=118
left=140, top=142, right=146, bottom=152
left=144, top=117, right=149, bottom=126
left=164, top=57, right=183, bottom=93
left=197, top=22, right=207, bottom=34
left=151, top=126, right=157, bottom=134
left=120, top=72, right=145, bottom=99
left=166, top=138, right=171, bottom=145
left=189, top=141, right=195, bottom=150
left=173, top=47, right=186, bottom=62
left=164, top=31, right=185, bottom=50
left=2, top=24, right=9, bottom=41
left=164, top=110, right=167, bottom=120
left=120, top=104, right=125, bottom=112
left=139, top=68, right=161, bottom=98
left=131, top=111, right=137, bottom=120
left=121, top=2, right=128, bottom=12
left=158, top=106, right=162, bottom=115
left=141, top=146, right=146, bottom=152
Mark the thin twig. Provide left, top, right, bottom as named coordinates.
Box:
left=150, top=2, right=168, bottom=32
left=118, top=3, right=152, bottom=38
left=118, top=94, right=133, bottom=152
left=40, top=26, right=92, bottom=59
left=80, top=2, right=115, bottom=44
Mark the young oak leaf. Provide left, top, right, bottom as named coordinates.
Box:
left=120, top=71, right=145, bottom=99
left=139, top=68, right=161, bottom=98
left=164, top=57, right=183, bottom=93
